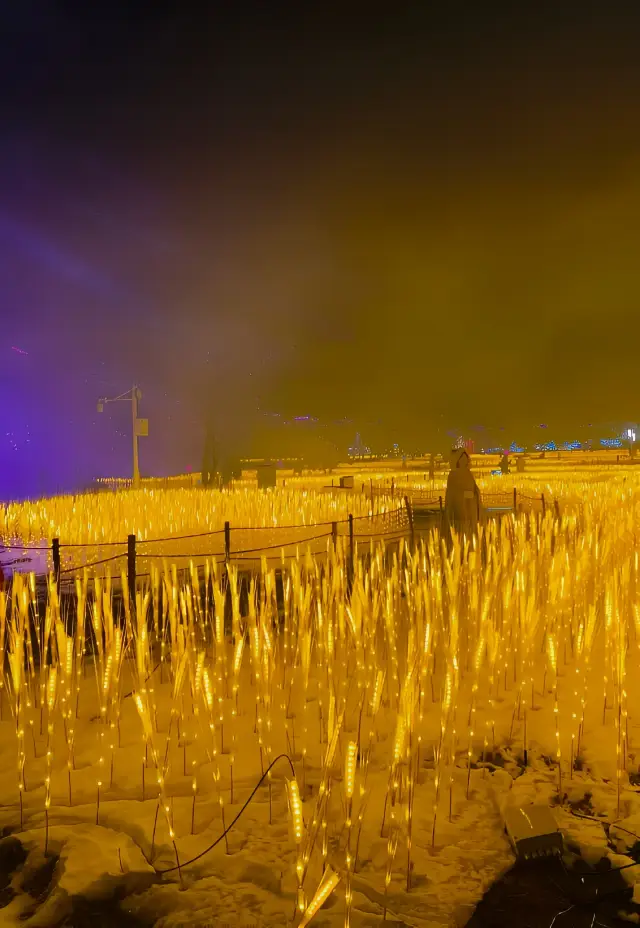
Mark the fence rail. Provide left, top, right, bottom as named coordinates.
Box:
left=2, top=489, right=552, bottom=590
left=372, top=486, right=548, bottom=516
left=11, top=504, right=407, bottom=585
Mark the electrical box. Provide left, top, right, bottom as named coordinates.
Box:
left=340, top=476, right=354, bottom=489
left=503, top=804, right=563, bottom=860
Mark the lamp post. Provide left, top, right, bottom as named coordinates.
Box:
left=97, top=386, right=147, bottom=488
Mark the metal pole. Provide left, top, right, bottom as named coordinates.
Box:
left=132, top=386, right=140, bottom=489
left=127, top=534, right=136, bottom=605
left=52, top=538, right=61, bottom=594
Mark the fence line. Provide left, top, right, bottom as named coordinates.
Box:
left=37, top=505, right=409, bottom=583
left=4, top=492, right=548, bottom=589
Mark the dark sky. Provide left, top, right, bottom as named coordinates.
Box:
left=2, top=3, right=640, bottom=496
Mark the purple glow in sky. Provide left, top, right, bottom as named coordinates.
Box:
left=2, top=6, right=640, bottom=499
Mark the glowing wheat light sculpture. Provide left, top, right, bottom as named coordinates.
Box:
left=298, top=867, right=340, bottom=928
left=8, top=604, right=26, bottom=828
left=286, top=776, right=306, bottom=916
left=44, top=665, right=57, bottom=855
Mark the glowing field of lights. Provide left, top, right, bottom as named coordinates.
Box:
left=0, top=488, right=401, bottom=578
left=1, top=473, right=640, bottom=924
left=0, top=488, right=384, bottom=546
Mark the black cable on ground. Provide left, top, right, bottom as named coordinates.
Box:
left=155, top=753, right=295, bottom=875
left=567, top=808, right=640, bottom=874
left=121, top=662, right=162, bottom=700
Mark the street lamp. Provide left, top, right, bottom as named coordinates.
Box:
left=97, top=385, right=148, bottom=488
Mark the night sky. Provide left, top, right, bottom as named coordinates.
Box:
left=2, top=4, right=640, bottom=498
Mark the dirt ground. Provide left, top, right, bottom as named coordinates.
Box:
left=467, top=855, right=640, bottom=928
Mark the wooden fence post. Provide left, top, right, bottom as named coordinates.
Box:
left=224, top=521, right=231, bottom=563
left=332, top=521, right=338, bottom=549
left=541, top=492, right=546, bottom=516
left=52, top=538, right=61, bottom=593
left=513, top=488, right=517, bottom=512
left=127, top=534, right=136, bottom=605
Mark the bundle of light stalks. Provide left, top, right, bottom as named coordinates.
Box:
left=610, top=572, right=628, bottom=816
left=382, top=817, right=400, bottom=922
left=432, top=661, right=456, bottom=848
left=39, top=579, right=57, bottom=731
left=8, top=594, right=26, bottom=827
left=201, top=666, right=229, bottom=852
left=546, top=633, right=562, bottom=795
left=165, top=647, right=188, bottom=777
left=229, top=634, right=244, bottom=803
left=465, top=588, right=490, bottom=794
left=511, top=571, right=536, bottom=770
left=402, top=670, right=420, bottom=892
left=92, top=581, right=125, bottom=817
left=0, top=586, right=8, bottom=722
left=575, top=604, right=598, bottom=762
left=55, top=618, right=75, bottom=754
left=343, top=740, right=357, bottom=928
left=212, top=582, right=227, bottom=755
left=187, top=649, right=205, bottom=829
left=25, top=574, right=38, bottom=702
left=258, top=596, right=276, bottom=824
left=44, top=665, right=57, bottom=854
left=483, top=622, right=500, bottom=769
left=299, top=710, right=344, bottom=893
left=133, top=689, right=182, bottom=882
left=365, top=669, right=385, bottom=774
left=73, top=572, right=88, bottom=720
left=133, top=590, right=156, bottom=799
left=298, top=867, right=340, bottom=928
left=286, top=776, right=307, bottom=916
left=442, top=540, right=461, bottom=826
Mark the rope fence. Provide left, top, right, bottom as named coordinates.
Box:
left=1, top=505, right=410, bottom=585
left=2, top=490, right=550, bottom=588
